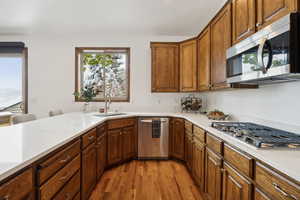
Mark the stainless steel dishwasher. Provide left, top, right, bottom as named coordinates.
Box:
left=138, top=117, right=169, bottom=159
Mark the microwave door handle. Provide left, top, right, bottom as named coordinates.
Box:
left=257, top=38, right=273, bottom=74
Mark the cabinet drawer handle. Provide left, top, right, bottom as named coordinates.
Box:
left=256, top=23, right=262, bottom=27
left=88, top=136, right=95, bottom=140
left=59, top=155, right=71, bottom=163
left=0, top=195, right=10, bottom=200
left=272, top=183, right=297, bottom=200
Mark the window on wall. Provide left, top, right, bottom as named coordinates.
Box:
left=0, top=43, right=28, bottom=115
left=75, top=47, right=130, bottom=102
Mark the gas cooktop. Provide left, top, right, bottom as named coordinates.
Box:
left=211, top=122, right=300, bottom=148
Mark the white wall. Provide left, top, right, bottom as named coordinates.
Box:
left=202, top=81, right=300, bottom=129
left=0, top=33, right=191, bottom=117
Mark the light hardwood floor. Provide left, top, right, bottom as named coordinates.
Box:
left=89, top=160, right=204, bottom=200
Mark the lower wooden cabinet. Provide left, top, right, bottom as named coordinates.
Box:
left=222, top=162, right=252, bottom=200
left=122, top=126, right=136, bottom=160
left=107, top=128, right=123, bottom=166
left=170, top=118, right=185, bottom=160
left=254, top=188, right=272, bottom=200
left=0, top=168, right=33, bottom=200
left=192, top=139, right=205, bottom=190
left=81, top=143, right=97, bottom=200
left=107, top=119, right=137, bottom=166
left=186, top=134, right=193, bottom=171
left=96, top=133, right=107, bottom=180
left=205, top=148, right=222, bottom=200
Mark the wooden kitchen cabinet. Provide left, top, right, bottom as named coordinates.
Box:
left=192, top=139, right=205, bottom=191
left=256, top=0, right=298, bottom=29
left=0, top=168, right=34, bottom=200
left=107, top=118, right=137, bottom=166
left=107, top=128, right=123, bottom=166
left=185, top=134, right=193, bottom=171
left=96, top=133, right=107, bottom=180
left=180, top=39, right=197, bottom=92
left=170, top=118, right=185, bottom=160
left=122, top=126, right=136, bottom=160
left=210, top=4, right=231, bottom=90
left=205, top=148, right=222, bottom=200
left=197, top=27, right=211, bottom=91
left=232, top=0, right=256, bottom=44
left=222, top=162, right=252, bottom=200
left=151, top=42, right=179, bottom=92
left=254, top=188, right=272, bottom=200
left=81, top=143, right=97, bottom=200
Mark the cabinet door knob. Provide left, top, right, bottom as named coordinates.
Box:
left=88, top=135, right=95, bottom=140
left=59, top=155, right=71, bottom=163
left=256, top=23, right=262, bottom=27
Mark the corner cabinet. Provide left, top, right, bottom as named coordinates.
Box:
left=150, top=42, right=179, bottom=92
left=232, top=0, right=255, bottom=44
left=180, top=39, right=197, bottom=92
left=256, top=0, right=298, bottom=29
left=107, top=118, right=137, bottom=166
left=197, top=27, right=211, bottom=91
left=210, top=4, right=231, bottom=90
left=170, top=118, right=185, bottom=160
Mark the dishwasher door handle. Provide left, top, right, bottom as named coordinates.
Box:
left=140, top=119, right=153, bottom=123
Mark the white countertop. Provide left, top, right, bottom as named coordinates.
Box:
left=0, top=112, right=299, bottom=184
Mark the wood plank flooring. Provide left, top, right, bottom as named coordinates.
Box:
left=89, top=160, right=203, bottom=200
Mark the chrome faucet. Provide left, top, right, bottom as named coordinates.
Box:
left=104, top=92, right=112, bottom=114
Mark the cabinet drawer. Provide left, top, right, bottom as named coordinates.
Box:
left=82, top=128, right=97, bottom=149
left=255, top=162, right=300, bottom=200
left=97, top=124, right=106, bottom=137
left=224, top=144, right=253, bottom=178
left=40, top=155, right=81, bottom=200
left=0, top=168, right=33, bottom=200
left=53, top=171, right=80, bottom=200
left=193, top=126, right=205, bottom=143
left=185, top=120, right=193, bottom=132
left=38, top=139, right=81, bottom=185
left=206, top=133, right=223, bottom=155
left=108, top=118, right=135, bottom=130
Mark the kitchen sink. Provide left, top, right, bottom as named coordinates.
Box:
left=94, top=112, right=127, bottom=117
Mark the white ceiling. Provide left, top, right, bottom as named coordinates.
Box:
left=0, top=0, right=227, bottom=36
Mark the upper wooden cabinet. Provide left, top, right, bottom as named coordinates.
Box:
left=180, top=39, right=197, bottom=92
left=232, top=0, right=256, bottom=44
left=210, top=4, right=231, bottom=90
left=256, top=0, right=298, bottom=29
left=151, top=42, right=179, bottom=92
left=197, top=27, right=211, bottom=91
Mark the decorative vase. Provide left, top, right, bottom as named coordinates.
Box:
left=82, top=102, right=90, bottom=113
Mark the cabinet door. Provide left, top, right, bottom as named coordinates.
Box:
left=257, top=0, right=297, bottom=29
left=193, top=140, right=205, bottom=191
left=151, top=43, right=179, bottom=92
left=254, top=188, right=272, bottom=200
left=82, top=143, right=97, bottom=200
left=210, top=4, right=231, bottom=90
left=96, top=134, right=107, bottom=180
left=205, top=148, right=222, bottom=200
left=180, top=40, right=197, bottom=92
left=122, top=126, right=136, bottom=160
left=107, top=129, right=122, bottom=166
left=232, top=0, right=255, bottom=44
left=171, top=118, right=185, bottom=160
left=186, top=135, right=193, bottom=171
left=197, top=27, right=211, bottom=91
left=222, top=162, right=252, bottom=200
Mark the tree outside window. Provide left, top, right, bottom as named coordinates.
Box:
left=75, top=47, right=130, bottom=102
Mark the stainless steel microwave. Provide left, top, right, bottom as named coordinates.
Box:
left=226, top=13, right=300, bottom=85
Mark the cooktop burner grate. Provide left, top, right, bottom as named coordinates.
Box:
left=211, top=122, right=300, bottom=148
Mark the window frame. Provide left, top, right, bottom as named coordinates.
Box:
left=75, top=47, right=130, bottom=102
left=0, top=48, right=28, bottom=113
